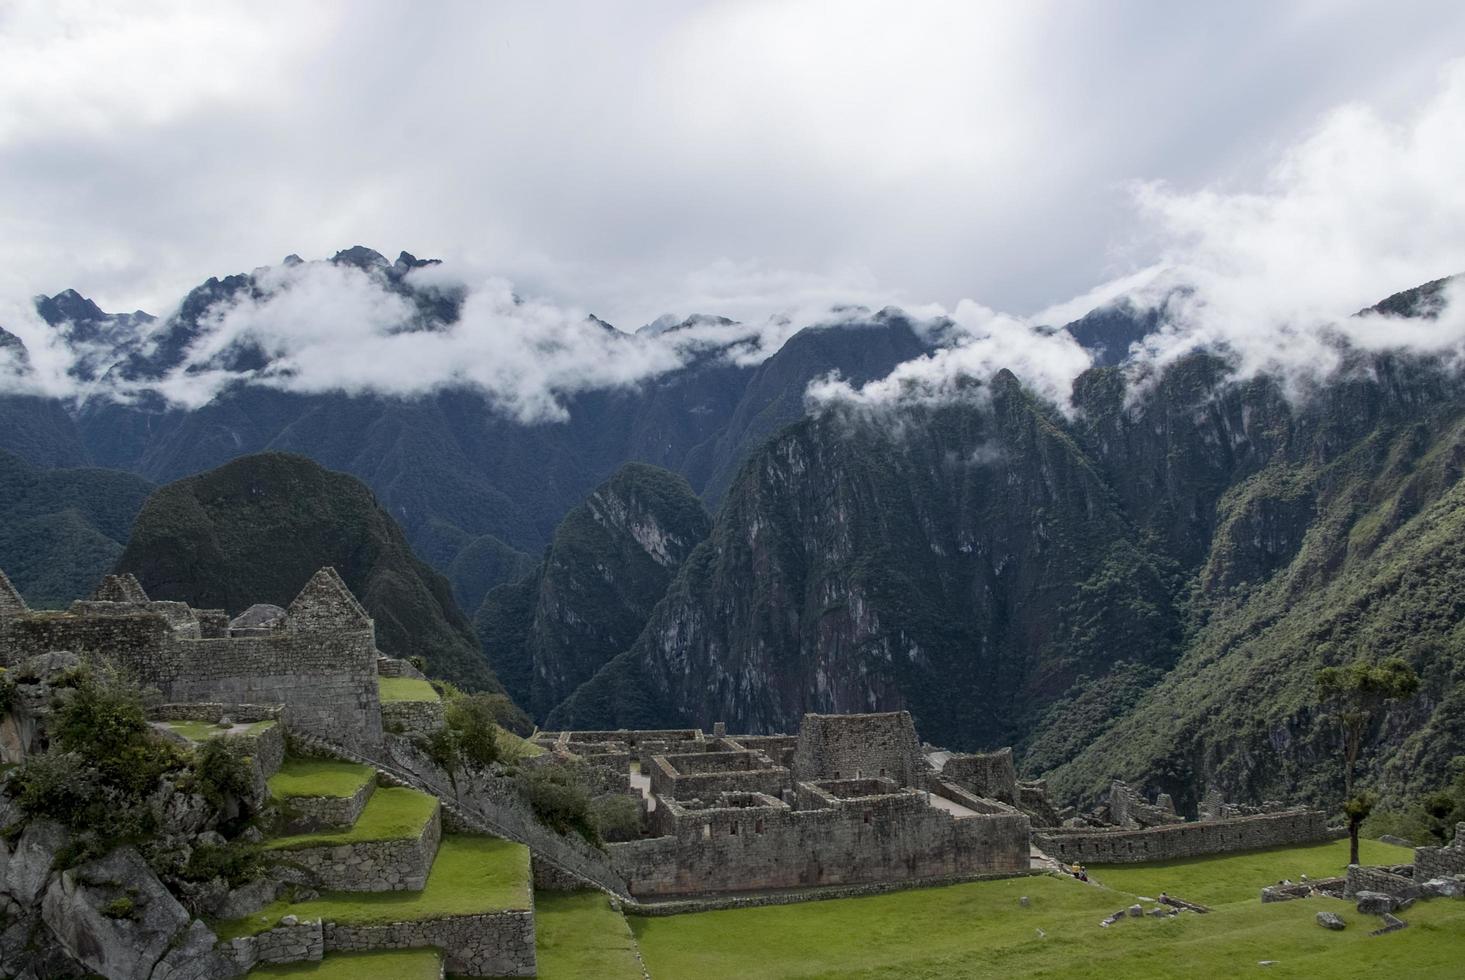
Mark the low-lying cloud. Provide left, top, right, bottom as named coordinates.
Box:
left=4, top=60, right=1465, bottom=425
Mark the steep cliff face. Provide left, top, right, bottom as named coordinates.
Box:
left=114, top=451, right=498, bottom=692
left=555, top=285, right=1465, bottom=812
left=481, top=462, right=711, bottom=717
left=552, top=375, right=1180, bottom=746
left=1048, top=356, right=1465, bottom=810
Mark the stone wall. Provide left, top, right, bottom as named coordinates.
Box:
left=226, top=920, right=325, bottom=969
left=1345, top=864, right=1418, bottom=899
left=1415, top=823, right=1465, bottom=880
left=382, top=698, right=446, bottom=737
left=0, top=568, right=384, bottom=750
left=1034, top=810, right=1328, bottom=864
left=377, top=734, right=632, bottom=897
left=608, top=787, right=1030, bottom=897
left=941, top=748, right=1018, bottom=803
left=648, top=750, right=789, bottom=801
left=242, top=720, right=286, bottom=781
left=791, top=711, right=925, bottom=788
left=277, top=779, right=376, bottom=834
left=271, top=802, right=440, bottom=891
left=324, top=910, right=535, bottom=977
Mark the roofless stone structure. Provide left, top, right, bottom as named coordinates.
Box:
left=0, top=567, right=382, bottom=749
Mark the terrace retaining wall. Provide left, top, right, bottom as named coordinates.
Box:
left=271, top=802, right=441, bottom=891
left=1033, top=810, right=1328, bottom=864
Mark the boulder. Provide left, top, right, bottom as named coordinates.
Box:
left=3, top=819, right=69, bottom=905
left=1127, top=904, right=1143, bottom=917
left=40, top=847, right=191, bottom=980
left=1354, top=891, right=1398, bottom=915
left=214, top=878, right=282, bottom=920
left=149, top=919, right=241, bottom=980
left=1420, top=877, right=1465, bottom=899
left=1315, top=911, right=1346, bottom=930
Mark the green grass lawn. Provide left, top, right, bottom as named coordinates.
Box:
left=535, top=891, right=645, bottom=980
left=267, top=758, right=376, bottom=800
left=1087, top=838, right=1415, bottom=907
left=378, top=677, right=441, bottom=703
left=218, top=835, right=532, bottom=940
left=631, top=843, right=1465, bottom=979
left=245, top=948, right=442, bottom=979
left=264, top=787, right=436, bottom=850
left=162, top=719, right=278, bottom=741
left=499, top=724, right=546, bottom=760
left=163, top=719, right=231, bottom=741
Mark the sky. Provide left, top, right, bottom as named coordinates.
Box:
left=3, top=1, right=1465, bottom=418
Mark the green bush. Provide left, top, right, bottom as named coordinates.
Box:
left=589, top=793, right=642, bottom=842
left=101, top=896, right=135, bottom=919
left=193, top=737, right=258, bottom=821
left=519, top=765, right=597, bottom=843
left=445, top=694, right=501, bottom=769
left=185, top=840, right=262, bottom=887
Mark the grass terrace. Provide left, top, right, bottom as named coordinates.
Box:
left=267, top=758, right=375, bottom=801
left=264, top=786, right=436, bottom=850
left=217, top=835, right=532, bottom=940
left=244, top=948, right=442, bottom=980
left=534, top=891, right=646, bottom=980
left=499, top=724, right=546, bottom=759
left=631, top=840, right=1465, bottom=979
left=161, top=718, right=276, bottom=741
left=378, top=677, right=440, bottom=703
left=1088, top=837, right=1414, bottom=907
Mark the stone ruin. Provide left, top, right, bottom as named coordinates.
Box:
left=538, top=711, right=1033, bottom=898
left=0, top=567, right=383, bottom=749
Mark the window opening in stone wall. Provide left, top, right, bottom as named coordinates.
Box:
left=755, top=818, right=764, bottom=834
left=702, top=823, right=711, bottom=839
left=730, top=822, right=738, bottom=835
left=863, top=810, right=872, bottom=824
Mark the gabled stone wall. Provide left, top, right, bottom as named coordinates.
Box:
left=791, top=711, right=925, bottom=788
left=0, top=568, right=384, bottom=750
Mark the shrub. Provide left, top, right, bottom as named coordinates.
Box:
left=193, top=737, right=258, bottom=818
left=444, top=694, right=501, bottom=769
left=519, top=765, right=596, bottom=843
left=589, top=793, right=642, bottom=842
left=101, top=897, right=135, bottom=920
left=185, top=841, right=262, bottom=887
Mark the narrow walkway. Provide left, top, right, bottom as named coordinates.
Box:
left=926, top=792, right=979, bottom=817
left=629, top=761, right=656, bottom=812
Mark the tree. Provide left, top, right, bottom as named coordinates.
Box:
left=1316, top=657, right=1419, bottom=864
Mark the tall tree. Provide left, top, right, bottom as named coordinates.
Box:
left=1316, top=657, right=1420, bottom=864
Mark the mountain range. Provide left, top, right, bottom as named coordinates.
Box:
left=3, top=248, right=1462, bottom=813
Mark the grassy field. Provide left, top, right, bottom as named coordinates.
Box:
left=218, top=835, right=532, bottom=939
left=631, top=841, right=1465, bottom=979
left=501, top=724, right=547, bottom=759
left=378, top=677, right=441, bottom=702
left=245, top=949, right=442, bottom=980
left=535, top=891, right=646, bottom=979
left=267, top=758, right=375, bottom=800
left=1087, top=837, right=1414, bottom=906
left=264, top=787, right=436, bottom=850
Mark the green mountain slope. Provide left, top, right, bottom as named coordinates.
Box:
left=0, top=451, right=155, bottom=606
left=114, top=451, right=500, bottom=691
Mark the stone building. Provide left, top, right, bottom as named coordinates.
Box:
left=0, top=567, right=383, bottom=749
left=539, top=711, right=1033, bottom=899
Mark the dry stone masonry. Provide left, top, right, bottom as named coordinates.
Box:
left=0, top=567, right=383, bottom=750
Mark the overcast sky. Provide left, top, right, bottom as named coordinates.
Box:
left=3, top=0, right=1465, bottom=332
